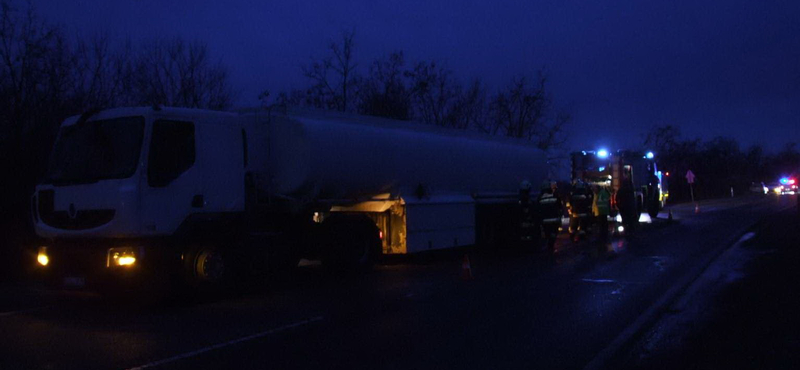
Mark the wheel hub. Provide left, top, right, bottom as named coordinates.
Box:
left=195, top=249, right=225, bottom=282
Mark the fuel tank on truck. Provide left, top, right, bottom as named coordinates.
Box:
left=242, top=109, right=551, bottom=202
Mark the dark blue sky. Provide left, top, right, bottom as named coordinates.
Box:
left=37, top=0, right=800, bottom=151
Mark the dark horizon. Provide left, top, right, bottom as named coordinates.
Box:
left=33, top=0, right=800, bottom=151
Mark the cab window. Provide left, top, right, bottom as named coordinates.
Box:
left=148, top=120, right=196, bottom=187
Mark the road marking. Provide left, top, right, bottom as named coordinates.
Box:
left=127, top=316, right=324, bottom=370
left=737, top=231, right=756, bottom=243
left=0, top=306, right=50, bottom=317
left=581, top=227, right=763, bottom=370
left=581, top=279, right=616, bottom=284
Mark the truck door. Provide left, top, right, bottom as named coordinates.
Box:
left=140, top=119, right=202, bottom=235
left=196, top=123, right=245, bottom=215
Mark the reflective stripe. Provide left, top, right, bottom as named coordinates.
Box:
left=543, top=218, right=561, bottom=223
left=540, top=198, right=557, bottom=204
left=572, top=195, right=587, bottom=200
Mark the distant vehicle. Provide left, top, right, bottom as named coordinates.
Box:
left=765, top=182, right=783, bottom=194
left=570, top=149, right=666, bottom=219
left=749, top=182, right=768, bottom=194
left=772, top=177, right=798, bottom=195
left=30, top=106, right=550, bottom=293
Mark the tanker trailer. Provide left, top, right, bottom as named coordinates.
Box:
left=31, top=106, right=549, bottom=292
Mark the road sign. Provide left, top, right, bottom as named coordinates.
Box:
left=686, top=170, right=696, bottom=184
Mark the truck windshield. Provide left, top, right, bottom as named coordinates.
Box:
left=45, top=116, right=145, bottom=185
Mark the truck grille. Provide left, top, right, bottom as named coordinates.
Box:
left=38, top=190, right=115, bottom=230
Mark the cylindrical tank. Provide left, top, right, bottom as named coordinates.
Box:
left=244, top=110, right=550, bottom=201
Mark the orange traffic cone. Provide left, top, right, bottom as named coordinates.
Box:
left=461, top=254, right=473, bottom=280
left=694, top=203, right=700, bottom=214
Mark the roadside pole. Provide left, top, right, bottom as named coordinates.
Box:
left=686, top=170, right=697, bottom=213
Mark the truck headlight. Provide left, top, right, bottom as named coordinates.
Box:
left=37, top=246, right=49, bottom=266
left=107, top=247, right=137, bottom=267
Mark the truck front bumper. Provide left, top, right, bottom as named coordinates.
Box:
left=31, top=238, right=181, bottom=291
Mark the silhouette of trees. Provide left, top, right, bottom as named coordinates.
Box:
left=643, top=125, right=799, bottom=201
left=291, top=30, right=570, bottom=152
left=301, top=29, right=358, bottom=112
left=357, top=51, right=411, bottom=120
left=127, top=38, right=233, bottom=109
left=407, top=60, right=461, bottom=127
left=483, top=72, right=567, bottom=150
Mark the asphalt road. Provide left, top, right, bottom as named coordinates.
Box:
left=0, top=194, right=795, bottom=370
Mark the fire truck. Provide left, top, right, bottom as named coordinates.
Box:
left=570, top=149, right=667, bottom=219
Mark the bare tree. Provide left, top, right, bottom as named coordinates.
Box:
left=407, top=60, right=460, bottom=126
left=128, top=38, right=233, bottom=110
left=644, top=124, right=682, bottom=154
left=0, top=0, right=76, bottom=241
left=301, top=29, right=358, bottom=112
left=68, top=34, right=132, bottom=110
left=0, top=1, right=69, bottom=141
left=486, top=71, right=567, bottom=150
left=358, top=51, right=411, bottom=120
left=447, top=78, right=486, bottom=130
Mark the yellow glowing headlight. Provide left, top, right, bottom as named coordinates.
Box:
left=37, top=246, right=49, bottom=266
left=107, top=247, right=137, bottom=267
left=116, top=256, right=136, bottom=266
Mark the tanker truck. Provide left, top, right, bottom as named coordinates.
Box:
left=30, top=106, right=549, bottom=292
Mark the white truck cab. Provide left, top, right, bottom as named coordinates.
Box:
left=32, top=107, right=249, bottom=290
left=34, top=107, right=245, bottom=238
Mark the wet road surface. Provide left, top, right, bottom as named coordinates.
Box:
left=0, top=194, right=795, bottom=370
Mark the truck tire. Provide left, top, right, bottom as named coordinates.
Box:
left=321, top=216, right=381, bottom=273
left=182, top=245, right=232, bottom=296
left=195, top=248, right=227, bottom=282
left=647, top=198, right=660, bottom=218
left=647, top=187, right=661, bottom=219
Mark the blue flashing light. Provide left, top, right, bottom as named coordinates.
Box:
left=597, top=149, right=609, bottom=158
left=780, top=177, right=790, bottom=185
left=598, top=166, right=606, bottom=171
left=646, top=151, right=655, bottom=159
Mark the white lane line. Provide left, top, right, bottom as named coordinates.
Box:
left=128, top=316, right=323, bottom=370
left=581, top=279, right=616, bottom=284
left=738, top=231, right=756, bottom=243
left=0, top=306, right=50, bottom=317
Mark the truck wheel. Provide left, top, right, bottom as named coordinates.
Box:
left=182, top=246, right=232, bottom=295
left=647, top=188, right=661, bottom=219
left=194, top=248, right=226, bottom=283
left=647, top=199, right=660, bottom=219
left=322, top=219, right=381, bottom=273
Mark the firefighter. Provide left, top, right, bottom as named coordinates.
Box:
left=617, top=171, right=638, bottom=232
left=592, top=185, right=611, bottom=243
left=538, top=180, right=563, bottom=251
left=568, top=179, right=593, bottom=242
left=518, top=180, right=536, bottom=246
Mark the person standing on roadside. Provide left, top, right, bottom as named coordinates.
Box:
left=538, top=180, right=563, bottom=252
left=592, top=185, right=611, bottom=244
left=568, top=180, right=593, bottom=242
left=617, top=170, right=638, bottom=232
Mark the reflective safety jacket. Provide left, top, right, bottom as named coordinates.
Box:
left=537, top=191, right=563, bottom=224
left=569, top=189, right=593, bottom=219
left=593, top=187, right=611, bottom=216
